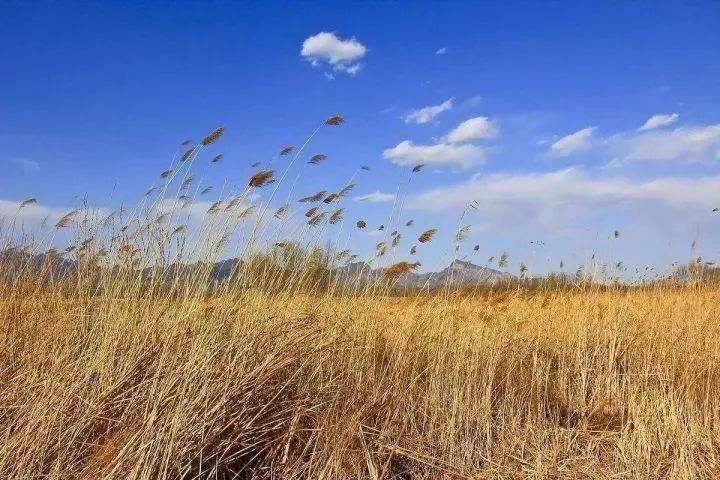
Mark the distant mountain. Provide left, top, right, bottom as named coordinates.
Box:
left=334, top=259, right=514, bottom=288
left=0, top=249, right=514, bottom=289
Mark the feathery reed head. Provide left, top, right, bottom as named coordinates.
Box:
left=201, top=127, right=225, bottom=145
left=201, top=186, right=213, bottom=195
left=181, top=147, right=194, bottom=162
left=280, top=146, right=294, bottom=156
left=181, top=176, right=194, bottom=190
left=181, top=139, right=192, bottom=146
left=323, top=193, right=339, bottom=204
left=274, top=204, right=289, bottom=219
left=19, top=198, right=37, bottom=209
left=329, top=208, right=344, bottom=224
left=309, top=154, right=327, bottom=165
left=412, top=164, right=425, bottom=173
left=410, top=245, right=417, bottom=255
left=356, top=220, right=366, bottom=229
left=392, top=234, right=402, bottom=247
left=418, top=229, right=437, bottom=243
left=325, top=115, right=344, bottom=126
left=385, top=261, right=419, bottom=279
left=299, top=190, right=326, bottom=203
left=308, top=212, right=327, bottom=226
left=55, top=210, right=77, bottom=229
left=251, top=161, right=261, bottom=167
left=498, top=251, right=509, bottom=268
left=305, top=207, right=319, bottom=218
left=160, top=169, right=172, bottom=178
left=249, top=170, right=275, bottom=187
left=211, top=154, right=224, bottom=163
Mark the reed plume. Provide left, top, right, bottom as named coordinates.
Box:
left=280, top=146, right=294, bottom=156
left=212, top=154, right=223, bottom=163
left=384, top=261, right=419, bottom=279
left=201, top=186, right=213, bottom=195
left=308, top=212, right=326, bottom=226
left=329, top=209, right=344, bottom=224
left=498, top=251, right=509, bottom=268
left=19, top=198, right=37, bottom=209
left=249, top=170, right=275, bottom=187
left=160, top=169, right=172, bottom=178
left=274, top=204, right=289, bottom=219
left=55, top=210, right=77, bottom=229
left=418, top=229, right=436, bottom=243
left=299, top=191, right=326, bottom=203
left=181, top=148, right=194, bottom=162
left=309, top=154, right=327, bottom=165
left=201, top=126, right=225, bottom=145
left=356, top=220, right=366, bottom=229
left=305, top=207, right=319, bottom=218
left=325, top=115, right=344, bottom=126
left=412, top=164, right=425, bottom=173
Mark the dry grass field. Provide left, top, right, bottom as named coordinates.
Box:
left=1, top=282, right=720, bottom=478
left=2, top=120, right=719, bottom=479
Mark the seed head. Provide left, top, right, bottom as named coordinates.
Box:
left=201, top=126, right=225, bottom=145
left=418, top=229, right=437, bottom=243
left=325, top=115, right=344, bottom=126
left=249, top=170, right=275, bottom=187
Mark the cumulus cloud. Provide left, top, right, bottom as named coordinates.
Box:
left=550, top=127, right=597, bottom=156
left=383, top=140, right=485, bottom=169
left=404, top=99, right=453, bottom=124
left=356, top=191, right=396, bottom=203
left=638, top=113, right=679, bottom=131
left=407, top=168, right=720, bottom=213
left=301, top=32, right=367, bottom=76
left=443, top=117, right=498, bottom=143
left=619, top=124, right=720, bottom=163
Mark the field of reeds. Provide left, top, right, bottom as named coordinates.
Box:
left=2, top=118, right=719, bottom=479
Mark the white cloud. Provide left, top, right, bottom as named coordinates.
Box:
left=638, top=113, right=679, bottom=131
left=356, top=191, right=396, bottom=203
left=301, top=32, right=367, bottom=76
left=550, top=127, right=596, bottom=156
left=404, top=99, right=453, bottom=124
left=620, top=124, right=720, bottom=163
left=407, top=168, right=720, bottom=213
left=383, top=140, right=485, bottom=169
left=444, top=117, right=498, bottom=143
left=435, top=47, right=447, bottom=55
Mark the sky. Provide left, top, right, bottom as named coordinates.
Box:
left=2, top=0, right=720, bottom=278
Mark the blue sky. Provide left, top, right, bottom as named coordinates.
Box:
left=2, top=1, right=720, bottom=278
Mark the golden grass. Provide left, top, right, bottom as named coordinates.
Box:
left=1, top=282, right=720, bottom=478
